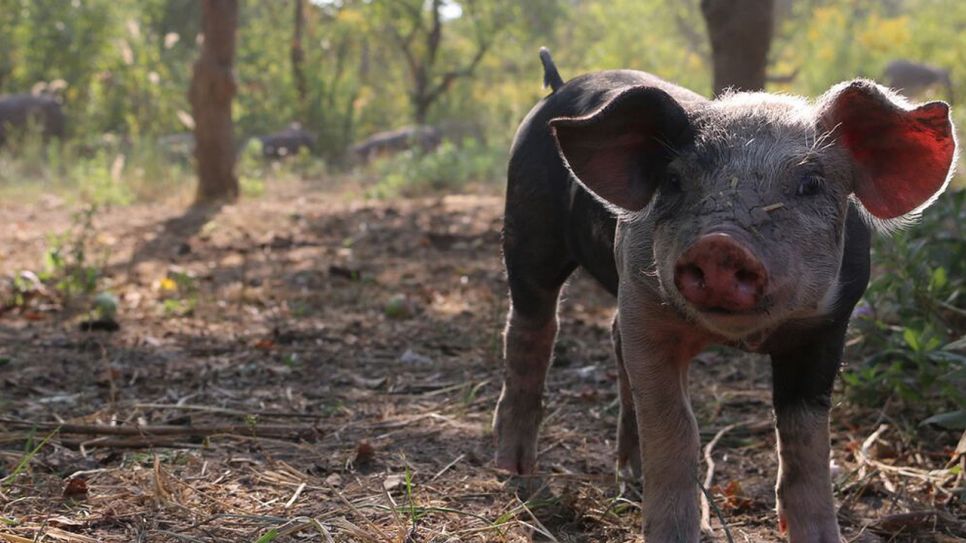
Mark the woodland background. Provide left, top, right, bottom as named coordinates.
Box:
left=0, top=1, right=963, bottom=541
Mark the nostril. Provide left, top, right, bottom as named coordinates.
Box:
left=676, top=263, right=705, bottom=289
left=733, top=268, right=763, bottom=301
left=735, top=268, right=759, bottom=286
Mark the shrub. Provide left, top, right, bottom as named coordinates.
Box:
left=365, top=139, right=506, bottom=198
left=843, top=189, right=966, bottom=417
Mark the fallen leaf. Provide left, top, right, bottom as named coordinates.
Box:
left=354, top=441, right=375, bottom=467
left=383, top=474, right=404, bottom=491
left=47, top=516, right=85, bottom=528
left=713, top=480, right=753, bottom=512
left=254, top=338, right=275, bottom=351
left=399, top=349, right=431, bottom=365
left=63, top=477, right=88, bottom=499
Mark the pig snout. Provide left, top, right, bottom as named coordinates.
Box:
left=673, top=233, right=767, bottom=312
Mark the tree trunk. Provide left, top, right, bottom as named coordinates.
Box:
left=291, top=0, right=307, bottom=117
left=190, top=0, right=239, bottom=204
left=700, top=0, right=774, bottom=96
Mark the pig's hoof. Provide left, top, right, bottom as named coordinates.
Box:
left=495, top=440, right=537, bottom=475
left=779, top=509, right=842, bottom=543
left=616, top=439, right=642, bottom=483
left=503, top=473, right=549, bottom=500
left=616, top=454, right=641, bottom=480
left=493, top=395, right=542, bottom=475
left=617, top=476, right=642, bottom=503
left=616, top=461, right=642, bottom=501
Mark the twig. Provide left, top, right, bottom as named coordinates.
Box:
left=133, top=403, right=325, bottom=419
left=64, top=437, right=203, bottom=450
left=0, top=418, right=319, bottom=440
left=334, top=490, right=392, bottom=542
left=515, top=497, right=559, bottom=542
left=699, top=423, right=739, bottom=541
left=284, top=483, right=306, bottom=509
left=868, top=510, right=964, bottom=535
left=697, top=481, right=736, bottom=543
left=430, top=453, right=465, bottom=481
left=856, top=425, right=954, bottom=494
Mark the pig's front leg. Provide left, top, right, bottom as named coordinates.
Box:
left=612, top=314, right=642, bottom=483
left=770, top=325, right=846, bottom=543
left=619, top=309, right=705, bottom=542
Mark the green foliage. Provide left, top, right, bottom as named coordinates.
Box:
left=41, top=206, right=104, bottom=303
left=0, top=134, right=194, bottom=205
left=0, top=427, right=59, bottom=488
left=253, top=529, right=279, bottom=543
left=366, top=140, right=505, bottom=198
left=159, top=270, right=199, bottom=317
left=843, top=190, right=966, bottom=411
left=2, top=0, right=964, bottom=188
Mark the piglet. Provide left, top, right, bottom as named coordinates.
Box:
left=494, top=48, right=957, bottom=542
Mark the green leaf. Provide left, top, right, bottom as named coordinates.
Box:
left=902, top=328, right=920, bottom=352
left=254, top=529, right=279, bottom=543
left=930, top=266, right=947, bottom=290
left=920, top=410, right=966, bottom=430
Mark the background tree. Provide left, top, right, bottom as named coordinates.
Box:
left=700, top=0, right=775, bottom=95
left=190, top=0, right=239, bottom=203
left=383, top=0, right=501, bottom=125
left=291, top=0, right=308, bottom=120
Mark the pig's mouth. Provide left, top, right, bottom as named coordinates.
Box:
left=683, top=302, right=779, bottom=340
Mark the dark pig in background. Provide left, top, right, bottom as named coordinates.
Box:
left=884, top=59, right=954, bottom=105
left=350, top=125, right=442, bottom=163
left=494, top=49, right=957, bottom=542
left=257, top=123, right=316, bottom=159
left=0, top=94, right=66, bottom=146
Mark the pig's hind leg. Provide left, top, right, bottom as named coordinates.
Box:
left=493, top=198, right=576, bottom=475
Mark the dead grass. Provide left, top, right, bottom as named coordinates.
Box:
left=0, top=183, right=962, bottom=542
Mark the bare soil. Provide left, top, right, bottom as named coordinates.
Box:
left=0, top=184, right=962, bottom=542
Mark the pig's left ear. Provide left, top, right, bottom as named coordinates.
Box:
left=819, top=80, right=957, bottom=219
left=549, top=86, right=693, bottom=212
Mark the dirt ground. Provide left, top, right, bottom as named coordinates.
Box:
left=0, top=183, right=963, bottom=542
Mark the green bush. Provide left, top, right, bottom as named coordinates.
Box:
left=365, top=139, right=506, bottom=198
left=0, top=134, right=194, bottom=205
left=844, top=189, right=966, bottom=416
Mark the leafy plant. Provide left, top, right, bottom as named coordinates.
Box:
left=366, top=139, right=506, bottom=198
left=159, top=270, right=199, bottom=316
left=40, top=205, right=106, bottom=303
left=843, top=189, right=966, bottom=412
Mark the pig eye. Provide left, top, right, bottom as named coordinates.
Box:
left=665, top=172, right=683, bottom=192
left=796, top=175, right=825, bottom=196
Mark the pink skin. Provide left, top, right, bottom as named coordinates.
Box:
left=673, top=233, right=768, bottom=313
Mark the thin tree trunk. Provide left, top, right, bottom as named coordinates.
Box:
left=700, top=0, right=774, bottom=96
left=291, top=0, right=307, bottom=117
left=190, top=0, right=239, bottom=204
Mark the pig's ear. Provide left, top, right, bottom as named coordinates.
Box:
left=549, top=86, right=693, bottom=212
left=820, top=80, right=957, bottom=220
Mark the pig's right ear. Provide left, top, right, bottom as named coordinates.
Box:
left=819, top=80, right=957, bottom=220
left=549, top=86, right=693, bottom=212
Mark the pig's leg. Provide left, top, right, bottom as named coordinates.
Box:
left=493, top=233, right=576, bottom=475
left=770, top=324, right=846, bottom=543
left=612, top=315, right=641, bottom=482
left=620, top=313, right=705, bottom=541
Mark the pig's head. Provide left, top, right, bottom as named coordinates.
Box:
left=550, top=81, right=957, bottom=339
